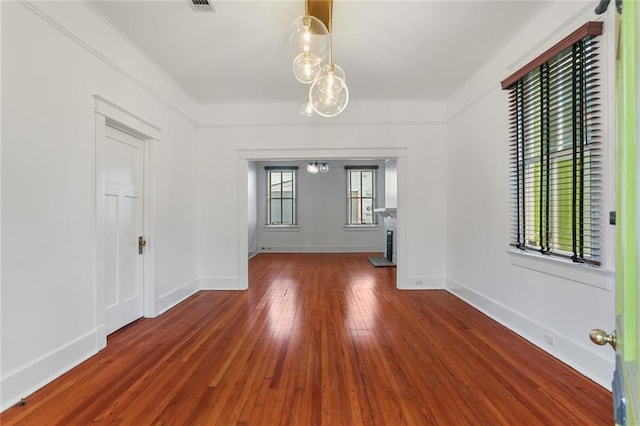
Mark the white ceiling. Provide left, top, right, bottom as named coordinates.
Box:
left=91, top=0, right=549, bottom=104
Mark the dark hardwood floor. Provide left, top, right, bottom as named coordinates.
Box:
left=1, top=253, right=612, bottom=425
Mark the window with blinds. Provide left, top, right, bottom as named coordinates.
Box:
left=501, top=22, right=603, bottom=266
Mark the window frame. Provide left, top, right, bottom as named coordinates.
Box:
left=502, top=21, right=604, bottom=267
left=345, top=166, right=378, bottom=226
left=265, top=166, right=298, bottom=226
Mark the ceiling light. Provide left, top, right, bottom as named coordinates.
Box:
left=307, top=161, right=329, bottom=174
left=293, top=52, right=324, bottom=84
left=307, top=162, right=320, bottom=174
left=300, top=96, right=315, bottom=117
left=309, top=63, right=349, bottom=117
left=289, top=0, right=348, bottom=117
left=286, top=15, right=329, bottom=84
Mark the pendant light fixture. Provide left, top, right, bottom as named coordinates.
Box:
left=307, top=161, right=329, bottom=174
left=309, top=63, right=349, bottom=117
left=318, top=162, right=330, bottom=173
left=308, top=0, right=348, bottom=117
left=300, top=96, right=315, bottom=117
left=288, top=0, right=348, bottom=117
left=307, top=162, right=320, bottom=174
left=286, top=4, right=330, bottom=84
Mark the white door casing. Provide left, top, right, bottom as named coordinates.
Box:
left=236, top=148, right=407, bottom=290
left=94, top=96, right=160, bottom=349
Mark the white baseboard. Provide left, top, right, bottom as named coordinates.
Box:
left=95, top=323, right=107, bottom=351
left=198, top=277, right=245, bottom=290
left=446, top=277, right=614, bottom=390
left=259, top=246, right=383, bottom=253
left=0, top=329, right=99, bottom=411
left=397, top=275, right=446, bottom=290
left=248, top=249, right=259, bottom=259
left=155, top=279, right=199, bottom=316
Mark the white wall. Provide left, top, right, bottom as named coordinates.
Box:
left=197, top=115, right=448, bottom=291
left=1, top=2, right=199, bottom=409
left=255, top=160, right=385, bottom=253
left=384, top=159, right=398, bottom=209
left=445, top=1, right=616, bottom=388
left=247, top=161, right=258, bottom=257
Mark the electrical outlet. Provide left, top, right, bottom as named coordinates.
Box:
left=416, top=280, right=423, bottom=286
left=544, top=334, right=556, bottom=346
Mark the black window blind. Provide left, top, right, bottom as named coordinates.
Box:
left=504, top=28, right=602, bottom=266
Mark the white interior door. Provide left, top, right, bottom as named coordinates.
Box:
left=105, top=125, right=144, bottom=334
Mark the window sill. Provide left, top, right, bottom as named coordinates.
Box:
left=263, top=225, right=300, bottom=232
left=342, top=225, right=382, bottom=231
left=507, top=249, right=614, bottom=290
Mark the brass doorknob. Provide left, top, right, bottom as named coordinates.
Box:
left=589, top=329, right=616, bottom=350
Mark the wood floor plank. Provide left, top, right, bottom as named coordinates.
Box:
left=1, top=253, right=612, bottom=425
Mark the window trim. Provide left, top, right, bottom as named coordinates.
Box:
left=265, top=167, right=298, bottom=226
left=508, top=249, right=613, bottom=290
left=342, top=224, right=381, bottom=231
left=345, top=166, right=378, bottom=226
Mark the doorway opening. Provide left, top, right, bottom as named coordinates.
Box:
left=236, top=148, right=407, bottom=291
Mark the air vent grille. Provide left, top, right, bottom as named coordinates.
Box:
left=190, top=0, right=214, bottom=12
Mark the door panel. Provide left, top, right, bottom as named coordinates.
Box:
left=617, top=1, right=639, bottom=424
left=119, top=196, right=139, bottom=301
left=105, top=126, right=144, bottom=335
left=591, top=4, right=638, bottom=424
left=105, top=194, right=118, bottom=308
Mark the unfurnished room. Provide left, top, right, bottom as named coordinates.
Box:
left=1, top=0, right=638, bottom=424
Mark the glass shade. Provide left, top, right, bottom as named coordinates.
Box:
left=293, top=52, right=323, bottom=84
left=309, top=64, right=349, bottom=117
left=285, top=16, right=330, bottom=63
left=319, top=163, right=329, bottom=173
left=307, top=162, right=319, bottom=174
left=299, top=96, right=315, bottom=117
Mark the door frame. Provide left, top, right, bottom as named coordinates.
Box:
left=93, top=95, right=160, bottom=349
left=237, top=148, right=408, bottom=290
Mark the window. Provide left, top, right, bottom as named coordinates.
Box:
left=501, top=22, right=603, bottom=266
left=266, top=167, right=297, bottom=225
left=346, top=166, right=378, bottom=225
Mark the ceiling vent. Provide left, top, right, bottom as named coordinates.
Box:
left=190, top=0, right=215, bottom=12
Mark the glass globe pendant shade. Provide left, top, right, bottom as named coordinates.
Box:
left=310, top=86, right=349, bottom=117
left=299, top=96, right=315, bottom=117
left=319, top=163, right=329, bottom=173
left=285, top=15, right=330, bottom=63
left=309, top=64, right=349, bottom=117
left=307, top=162, right=320, bottom=174
left=293, top=52, right=323, bottom=84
